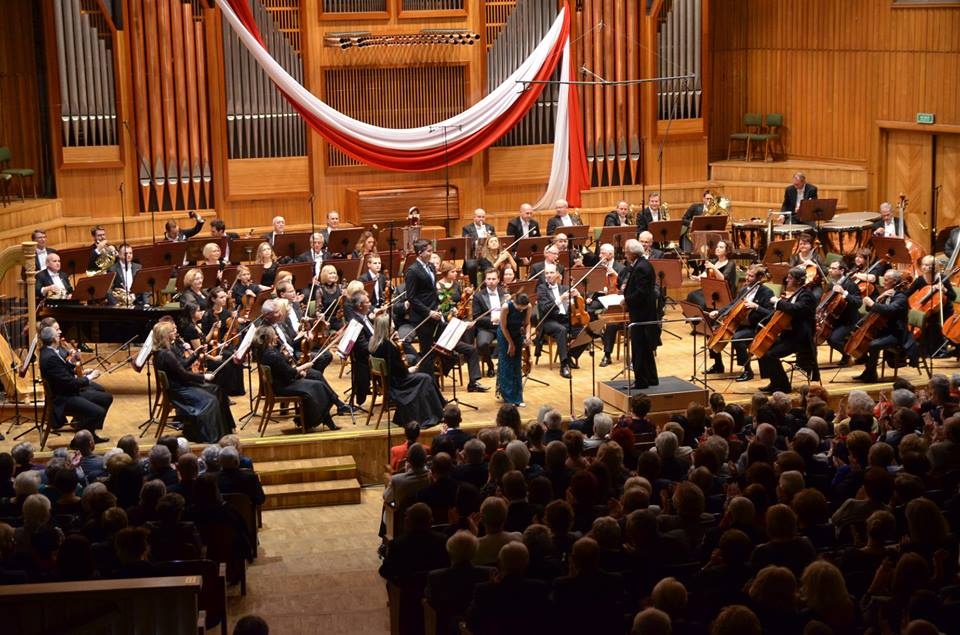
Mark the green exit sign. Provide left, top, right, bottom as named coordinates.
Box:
left=917, top=112, right=935, bottom=124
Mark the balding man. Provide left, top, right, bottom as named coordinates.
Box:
left=36, top=253, right=73, bottom=301
left=506, top=203, right=541, bottom=243
left=462, top=208, right=495, bottom=243
left=638, top=231, right=664, bottom=259
left=528, top=245, right=565, bottom=281
left=547, top=198, right=581, bottom=235
left=261, top=215, right=285, bottom=246
left=781, top=171, right=818, bottom=223
left=604, top=200, right=634, bottom=227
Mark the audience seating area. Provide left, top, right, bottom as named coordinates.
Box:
left=378, top=382, right=960, bottom=635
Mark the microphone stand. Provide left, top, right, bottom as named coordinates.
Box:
left=428, top=124, right=462, bottom=228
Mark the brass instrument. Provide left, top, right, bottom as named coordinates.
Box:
left=704, top=195, right=732, bottom=216
left=111, top=287, right=136, bottom=307
left=571, top=210, right=583, bottom=225
left=91, top=244, right=118, bottom=274
left=661, top=201, right=670, bottom=221
left=45, top=286, right=69, bottom=300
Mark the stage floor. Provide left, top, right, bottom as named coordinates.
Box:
left=0, top=302, right=943, bottom=454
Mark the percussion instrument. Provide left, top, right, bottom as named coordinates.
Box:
left=820, top=221, right=872, bottom=255
left=772, top=224, right=810, bottom=240
left=732, top=221, right=768, bottom=255
left=832, top=211, right=881, bottom=225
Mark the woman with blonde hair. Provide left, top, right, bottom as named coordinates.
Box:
left=351, top=230, right=378, bottom=260
left=255, top=241, right=279, bottom=287
left=231, top=264, right=267, bottom=308
left=179, top=267, right=208, bottom=310
left=313, top=264, right=344, bottom=330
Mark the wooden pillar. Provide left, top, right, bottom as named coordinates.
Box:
left=23, top=241, right=37, bottom=343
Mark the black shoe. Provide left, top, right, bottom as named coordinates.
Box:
left=838, top=354, right=850, bottom=366
left=93, top=434, right=110, bottom=444
left=79, top=343, right=93, bottom=353
left=852, top=370, right=878, bottom=382
left=336, top=405, right=353, bottom=416
left=758, top=384, right=774, bottom=393
left=560, top=365, right=572, bottom=379
left=568, top=358, right=580, bottom=369
left=736, top=368, right=754, bottom=382
left=706, top=363, right=725, bottom=375
left=486, top=365, right=496, bottom=377
left=599, top=356, right=612, bottom=367
left=327, top=423, right=342, bottom=431
left=467, top=383, right=489, bottom=393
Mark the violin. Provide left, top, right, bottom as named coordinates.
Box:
left=521, top=339, right=532, bottom=375
left=391, top=331, right=410, bottom=369
left=455, top=278, right=474, bottom=320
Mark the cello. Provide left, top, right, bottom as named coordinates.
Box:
left=708, top=280, right=765, bottom=354
left=814, top=272, right=852, bottom=345
left=748, top=273, right=815, bottom=359
left=843, top=276, right=908, bottom=362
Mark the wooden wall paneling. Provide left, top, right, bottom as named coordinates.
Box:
left=935, top=133, right=960, bottom=235
left=883, top=130, right=933, bottom=250
left=207, top=1, right=230, bottom=215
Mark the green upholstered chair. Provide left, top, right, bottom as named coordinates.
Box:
left=0, top=146, right=36, bottom=200
left=727, top=113, right=764, bottom=161
left=755, top=113, right=785, bottom=161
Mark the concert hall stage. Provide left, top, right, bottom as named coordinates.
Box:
left=596, top=376, right=709, bottom=415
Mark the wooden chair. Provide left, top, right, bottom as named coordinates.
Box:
left=726, top=113, right=764, bottom=161
left=257, top=364, right=304, bottom=436
left=150, top=370, right=175, bottom=440
left=367, top=356, right=393, bottom=429
left=223, top=492, right=259, bottom=557
left=756, top=113, right=785, bottom=161
left=0, top=146, right=36, bottom=200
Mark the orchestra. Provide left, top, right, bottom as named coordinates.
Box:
left=25, top=187, right=960, bottom=444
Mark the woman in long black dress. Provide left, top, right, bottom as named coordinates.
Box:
left=201, top=286, right=245, bottom=396
left=152, top=321, right=235, bottom=443
left=253, top=325, right=340, bottom=432
left=369, top=314, right=443, bottom=428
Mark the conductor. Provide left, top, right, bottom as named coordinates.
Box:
left=622, top=238, right=660, bottom=389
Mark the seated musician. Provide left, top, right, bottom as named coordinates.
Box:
left=351, top=230, right=378, bottom=261
left=681, top=190, right=714, bottom=251
left=789, top=232, right=826, bottom=299
left=871, top=202, right=906, bottom=238
left=637, top=192, right=665, bottom=231
left=200, top=243, right=224, bottom=267
left=706, top=263, right=774, bottom=382
left=546, top=198, right=581, bottom=235
left=276, top=281, right=307, bottom=333
left=253, top=325, right=341, bottom=432
left=593, top=243, right=626, bottom=368
left=255, top=242, right=280, bottom=287
left=435, top=263, right=489, bottom=393
left=314, top=264, right=345, bottom=331
left=369, top=314, right=444, bottom=428
left=39, top=316, right=108, bottom=395
left=853, top=269, right=917, bottom=383
left=38, top=325, right=112, bottom=443
left=359, top=254, right=388, bottom=308
left=822, top=260, right=864, bottom=365
left=472, top=268, right=506, bottom=377
left=528, top=245, right=565, bottom=281
left=757, top=266, right=819, bottom=393
left=850, top=247, right=890, bottom=299
left=151, top=321, right=235, bottom=443
left=209, top=218, right=240, bottom=241
left=86, top=225, right=109, bottom=272
left=321, top=210, right=340, bottom=247
left=108, top=244, right=148, bottom=306
left=261, top=215, right=285, bottom=247
left=201, top=286, right=245, bottom=396
left=686, top=240, right=737, bottom=310
left=506, top=203, right=541, bottom=246
left=604, top=200, right=633, bottom=227
left=296, top=232, right=327, bottom=279
left=501, top=265, right=517, bottom=285
left=36, top=252, right=73, bottom=302
left=536, top=265, right=588, bottom=378
left=907, top=255, right=955, bottom=359
left=639, top=231, right=664, bottom=260
left=477, top=236, right=517, bottom=280
left=179, top=268, right=208, bottom=310
left=552, top=232, right=584, bottom=267
left=232, top=264, right=267, bottom=308
left=462, top=208, right=496, bottom=249
left=178, top=302, right=212, bottom=359
left=341, top=279, right=366, bottom=323
left=162, top=212, right=205, bottom=242
left=437, top=262, right=464, bottom=309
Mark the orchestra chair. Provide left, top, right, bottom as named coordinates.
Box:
left=0, top=173, right=10, bottom=206
left=756, top=113, right=785, bottom=161
left=257, top=365, right=304, bottom=436
left=157, top=559, right=228, bottom=635
left=0, top=146, right=36, bottom=200
left=40, top=378, right=64, bottom=450
left=785, top=350, right=822, bottom=390
left=726, top=113, right=764, bottom=161
left=880, top=310, right=932, bottom=380
left=367, top=356, right=394, bottom=429
left=147, top=370, right=176, bottom=440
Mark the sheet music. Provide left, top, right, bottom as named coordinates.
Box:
left=598, top=294, right=624, bottom=308
left=436, top=317, right=469, bottom=352
left=337, top=320, right=364, bottom=358
left=19, top=336, right=38, bottom=376
left=134, top=331, right=153, bottom=371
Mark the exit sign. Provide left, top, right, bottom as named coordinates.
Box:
left=917, top=112, right=935, bottom=124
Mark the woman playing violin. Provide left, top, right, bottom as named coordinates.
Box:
left=850, top=247, right=890, bottom=299
left=789, top=232, right=825, bottom=270
left=201, top=286, right=245, bottom=396
left=907, top=255, right=956, bottom=358
left=685, top=240, right=737, bottom=310
left=350, top=231, right=378, bottom=261
left=478, top=236, right=518, bottom=280
left=231, top=264, right=267, bottom=308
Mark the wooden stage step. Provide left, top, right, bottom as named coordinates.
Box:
left=710, top=159, right=868, bottom=187
left=262, top=478, right=362, bottom=509
left=256, top=455, right=358, bottom=486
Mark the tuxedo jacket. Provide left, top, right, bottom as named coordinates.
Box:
left=261, top=231, right=282, bottom=246
left=781, top=183, right=818, bottom=213
left=772, top=286, right=817, bottom=350
left=34, top=248, right=57, bottom=272
left=472, top=285, right=507, bottom=331
left=720, top=283, right=775, bottom=328
left=624, top=257, right=658, bottom=323
left=603, top=211, right=633, bottom=227
left=506, top=217, right=541, bottom=243
left=637, top=207, right=669, bottom=232
left=868, top=289, right=910, bottom=345
left=831, top=277, right=864, bottom=326
left=528, top=260, right=564, bottom=282
left=359, top=271, right=388, bottom=306
left=36, top=269, right=74, bottom=300
left=108, top=261, right=149, bottom=305
left=165, top=218, right=204, bottom=242
left=405, top=259, right=439, bottom=324
left=462, top=223, right=496, bottom=241
left=536, top=282, right=573, bottom=323
left=40, top=347, right=92, bottom=425
left=682, top=203, right=705, bottom=227
left=870, top=218, right=908, bottom=237
left=546, top=214, right=581, bottom=236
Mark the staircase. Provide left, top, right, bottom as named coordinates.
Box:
left=252, top=454, right=362, bottom=510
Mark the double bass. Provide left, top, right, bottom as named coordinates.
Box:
left=708, top=280, right=765, bottom=354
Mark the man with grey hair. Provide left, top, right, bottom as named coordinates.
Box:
left=782, top=171, right=818, bottom=223
left=571, top=396, right=604, bottom=436
left=872, top=201, right=905, bottom=238
left=296, top=232, right=328, bottom=278
left=384, top=443, right=430, bottom=513
left=261, top=215, right=285, bottom=246
left=38, top=326, right=112, bottom=442
left=547, top=197, right=580, bottom=235
left=623, top=237, right=660, bottom=388
left=217, top=446, right=266, bottom=506
left=604, top=200, right=633, bottom=227
left=425, top=531, right=495, bottom=635
left=736, top=422, right=780, bottom=474
left=147, top=445, right=177, bottom=487
left=473, top=497, right=521, bottom=565
left=528, top=244, right=564, bottom=281
left=536, top=264, right=587, bottom=378
left=452, top=438, right=488, bottom=489
left=585, top=413, right=614, bottom=452
left=855, top=268, right=914, bottom=383
left=543, top=408, right=564, bottom=443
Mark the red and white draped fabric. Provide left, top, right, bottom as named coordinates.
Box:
left=216, top=0, right=588, bottom=206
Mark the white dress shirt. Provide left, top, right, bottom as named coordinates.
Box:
left=561, top=215, right=574, bottom=227
left=487, top=290, right=501, bottom=323
left=883, top=220, right=897, bottom=237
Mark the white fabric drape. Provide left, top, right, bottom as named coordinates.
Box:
left=534, top=39, right=572, bottom=210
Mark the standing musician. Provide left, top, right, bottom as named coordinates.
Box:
left=477, top=236, right=518, bottom=280
left=180, top=268, right=208, bottom=311
left=853, top=269, right=915, bottom=383
left=871, top=202, right=906, bottom=238
left=38, top=326, right=112, bottom=443
left=781, top=172, right=818, bottom=225
left=536, top=265, right=588, bottom=378
left=369, top=314, right=444, bottom=428
left=31, top=229, right=56, bottom=272
left=202, top=286, right=245, bottom=396
left=507, top=203, right=541, bottom=243
left=622, top=238, right=660, bottom=389
left=821, top=260, right=864, bottom=365
left=297, top=232, right=328, bottom=279
left=595, top=243, right=626, bottom=368
left=255, top=242, right=280, bottom=287
left=151, top=321, right=235, bottom=443
left=313, top=264, right=345, bottom=332
left=546, top=199, right=581, bottom=235
left=756, top=266, right=818, bottom=394
left=850, top=247, right=890, bottom=299
left=472, top=268, right=507, bottom=378
left=604, top=201, right=633, bottom=227
left=528, top=245, right=565, bottom=281
left=497, top=293, right=532, bottom=408
left=706, top=263, right=774, bottom=381
left=108, top=244, right=147, bottom=306
left=254, top=325, right=341, bottom=432
left=681, top=190, right=714, bottom=251
left=637, top=192, right=666, bottom=232
left=162, top=212, right=205, bottom=242
left=405, top=239, right=444, bottom=378
left=351, top=231, right=378, bottom=261
left=36, top=252, right=73, bottom=302
left=907, top=255, right=955, bottom=359
left=345, top=291, right=376, bottom=406
left=359, top=254, right=389, bottom=308
left=686, top=240, right=737, bottom=310
left=261, top=215, right=285, bottom=246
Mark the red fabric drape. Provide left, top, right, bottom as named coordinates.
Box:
left=564, top=49, right=590, bottom=207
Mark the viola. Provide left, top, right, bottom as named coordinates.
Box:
left=521, top=340, right=532, bottom=375
left=708, top=281, right=763, bottom=354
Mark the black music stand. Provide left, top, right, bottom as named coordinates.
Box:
left=767, top=263, right=793, bottom=284
left=231, top=237, right=264, bottom=263
left=650, top=258, right=684, bottom=334
left=569, top=267, right=608, bottom=295
left=434, top=237, right=470, bottom=264
left=797, top=198, right=838, bottom=226
left=505, top=280, right=538, bottom=298
left=700, top=277, right=733, bottom=312
left=401, top=253, right=419, bottom=276
left=131, top=266, right=173, bottom=306
left=558, top=224, right=591, bottom=249
left=597, top=226, right=639, bottom=257
left=55, top=246, right=93, bottom=280
left=277, top=261, right=316, bottom=289
left=514, top=236, right=552, bottom=269
left=762, top=238, right=797, bottom=264
left=691, top=215, right=729, bottom=234
left=184, top=236, right=226, bottom=263
left=272, top=232, right=313, bottom=262
left=872, top=236, right=913, bottom=267
left=648, top=220, right=683, bottom=248
left=378, top=252, right=404, bottom=283
left=679, top=299, right=713, bottom=390
left=138, top=242, right=189, bottom=269
left=328, top=228, right=367, bottom=259
left=75, top=272, right=116, bottom=305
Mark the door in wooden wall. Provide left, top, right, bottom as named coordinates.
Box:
left=935, top=134, right=960, bottom=242
left=883, top=131, right=933, bottom=251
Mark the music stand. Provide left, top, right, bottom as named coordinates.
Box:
left=647, top=220, right=683, bottom=247
left=679, top=299, right=713, bottom=389
left=379, top=251, right=404, bottom=283
left=569, top=267, right=608, bottom=295
left=872, top=236, right=913, bottom=266
left=934, top=226, right=957, bottom=254
left=430, top=317, right=477, bottom=411
left=514, top=237, right=552, bottom=269
left=762, top=238, right=797, bottom=264
left=249, top=288, right=274, bottom=317
left=230, top=237, right=264, bottom=263
left=401, top=253, right=419, bottom=276
left=74, top=272, right=116, bottom=304
left=505, top=280, right=538, bottom=298
left=597, top=226, right=639, bottom=256
left=55, top=246, right=93, bottom=279
left=328, top=228, right=367, bottom=258
left=434, top=237, right=470, bottom=265
left=691, top=230, right=730, bottom=259
left=797, top=198, right=838, bottom=225
left=700, top=278, right=732, bottom=312
left=650, top=258, right=683, bottom=330
left=276, top=261, right=316, bottom=288
left=141, top=242, right=189, bottom=269
left=183, top=236, right=226, bottom=264
left=558, top=225, right=591, bottom=250
left=131, top=266, right=174, bottom=306
left=767, top=263, right=793, bottom=284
